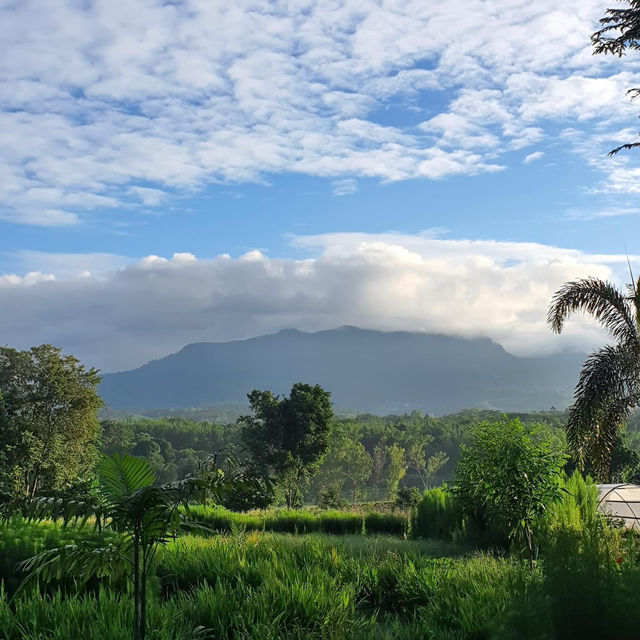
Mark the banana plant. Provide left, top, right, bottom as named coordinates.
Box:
left=16, top=453, right=249, bottom=640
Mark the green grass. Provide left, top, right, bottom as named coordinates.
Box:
left=184, top=505, right=407, bottom=536
left=0, top=517, right=119, bottom=595
left=4, top=516, right=640, bottom=639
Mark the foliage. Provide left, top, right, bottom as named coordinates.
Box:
left=548, top=277, right=640, bottom=479
left=317, top=485, right=349, bottom=509
left=592, top=0, right=640, bottom=155
left=0, top=345, right=102, bottom=503
left=220, top=468, right=276, bottom=512
left=15, top=453, right=244, bottom=640
left=454, top=418, right=567, bottom=564
left=385, top=444, right=407, bottom=501
left=312, top=429, right=372, bottom=502
left=0, top=517, right=119, bottom=597
left=411, top=486, right=462, bottom=541
left=183, top=504, right=407, bottom=536
left=406, top=435, right=449, bottom=489
left=240, top=383, right=333, bottom=507
left=7, top=521, right=640, bottom=640
left=394, top=486, right=421, bottom=509
left=539, top=492, right=640, bottom=640
left=97, top=409, right=571, bottom=505
left=541, top=471, right=599, bottom=536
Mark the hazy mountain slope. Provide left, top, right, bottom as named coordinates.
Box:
left=99, top=326, right=585, bottom=414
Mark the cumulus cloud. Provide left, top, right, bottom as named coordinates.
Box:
left=1, top=0, right=639, bottom=225
left=0, top=232, right=631, bottom=371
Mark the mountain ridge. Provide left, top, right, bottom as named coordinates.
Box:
left=99, top=326, right=585, bottom=415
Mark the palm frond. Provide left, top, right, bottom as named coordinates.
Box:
left=548, top=278, right=637, bottom=344
left=590, top=393, right=640, bottom=480
left=98, top=453, right=156, bottom=502
left=23, top=497, right=102, bottom=530
left=14, top=541, right=127, bottom=599
left=566, top=344, right=640, bottom=478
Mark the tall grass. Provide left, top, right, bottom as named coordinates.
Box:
left=5, top=508, right=640, bottom=640
left=410, top=487, right=462, bottom=540
left=184, top=505, right=406, bottom=536
left=0, top=517, right=119, bottom=595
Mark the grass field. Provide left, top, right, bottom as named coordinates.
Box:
left=3, top=516, right=640, bottom=639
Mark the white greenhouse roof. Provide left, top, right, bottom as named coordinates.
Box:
left=597, top=483, right=640, bottom=530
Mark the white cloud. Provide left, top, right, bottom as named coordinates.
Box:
left=332, top=178, right=358, bottom=196
left=0, top=232, right=631, bottom=371
left=2, top=0, right=640, bottom=225
left=524, top=151, right=545, bottom=164
left=565, top=206, right=640, bottom=221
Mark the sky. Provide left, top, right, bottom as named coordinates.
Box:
left=2, top=0, right=640, bottom=372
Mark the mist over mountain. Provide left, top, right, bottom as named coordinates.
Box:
left=99, top=326, right=585, bottom=415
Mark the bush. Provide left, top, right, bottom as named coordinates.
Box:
left=411, top=487, right=462, bottom=540
left=541, top=470, right=599, bottom=536
left=454, top=418, right=566, bottom=559
left=395, top=486, right=421, bottom=509
left=318, top=485, right=348, bottom=510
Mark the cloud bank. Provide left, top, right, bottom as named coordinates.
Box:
left=2, top=0, right=639, bottom=225
left=0, top=233, right=628, bottom=371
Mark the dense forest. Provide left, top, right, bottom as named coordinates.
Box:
left=98, top=407, right=640, bottom=507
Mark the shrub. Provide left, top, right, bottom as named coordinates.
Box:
left=454, top=418, right=566, bottom=561
left=318, top=485, right=348, bottom=510
left=411, top=487, right=462, bottom=540
left=395, top=486, right=421, bottom=509
left=541, top=470, right=599, bottom=535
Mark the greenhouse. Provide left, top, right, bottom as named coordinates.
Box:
left=597, top=484, right=640, bottom=530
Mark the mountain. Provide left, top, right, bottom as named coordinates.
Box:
left=99, top=326, right=586, bottom=414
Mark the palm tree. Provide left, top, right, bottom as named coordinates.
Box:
left=548, top=277, right=640, bottom=480
left=16, top=453, right=247, bottom=640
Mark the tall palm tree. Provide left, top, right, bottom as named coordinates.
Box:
left=548, top=277, right=640, bottom=480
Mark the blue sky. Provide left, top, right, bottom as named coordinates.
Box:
left=2, top=0, right=640, bottom=371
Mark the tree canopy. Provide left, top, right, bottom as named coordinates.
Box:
left=0, top=345, right=102, bottom=502
left=240, top=383, right=333, bottom=507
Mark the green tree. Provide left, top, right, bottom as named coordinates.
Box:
left=592, top=1, right=640, bottom=154
left=406, top=434, right=449, bottom=489
left=548, top=277, right=640, bottom=479
left=314, top=431, right=372, bottom=502
left=454, top=418, right=566, bottom=568
left=385, top=443, right=407, bottom=501
left=0, top=345, right=102, bottom=501
left=100, top=419, right=135, bottom=455
left=240, top=383, right=333, bottom=507
left=371, top=438, right=387, bottom=499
